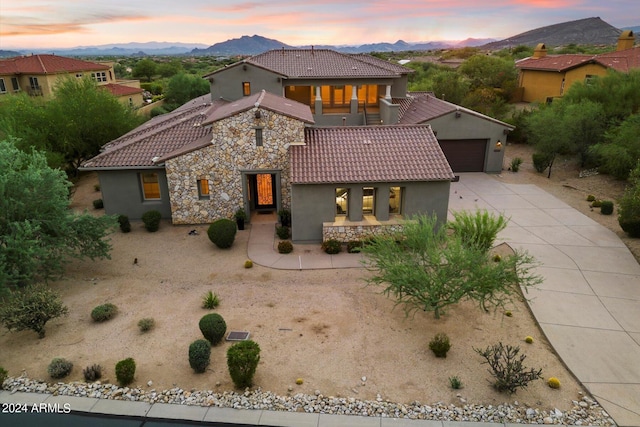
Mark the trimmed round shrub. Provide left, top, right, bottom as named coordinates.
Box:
left=586, top=194, right=596, bottom=202
left=278, top=240, right=293, bottom=254
left=600, top=200, right=614, bottom=215
left=244, top=260, right=253, bottom=268
left=227, top=340, right=261, bottom=389
left=115, top=358, right=136, bottom=386
left=83, top=364, right=103, bottom=382
left=532, top=152, right=552, bottom=173
left=142, top=210, right=162, bottom=232
left=0, top=366, right=7, bottom=389
left=620, top=218, right=640, bottom=238
left=321, top=239, right=342, bottom=254
left=138, top=317, right=155, bottom=332
left=428, top=332, right=451, bottom=358
left=547, top=377, right=561, bottom=389
left=189, top=339, right=211, bottom=373
left=276, top=225, right=290, bottom=240
left=199, top=313, right=227, bottom=345
left=591, top=199, right=603, bottom=208
left=118, top=214, right=131, bottom=233
left=207, top=219, right=237, bottom=249
left=91, top=303, right=118, bottom=322
left=347, top=241, right=363, bottom=253
left=48, top=358, right=73, bottom=379
left=525, top=336, right=534, bottom=344
left=93, top=199, right=104, bottom=209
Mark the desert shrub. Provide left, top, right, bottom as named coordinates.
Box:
left=0, top=366, right=8, bottom=389
left=492, top=254, right=502, bottom=262
left=278, top=209, right=291, bottom=227
left=278, top=240, right=293, bottom=254
left=207, top=218, right=237, bottom=249
left=188, top=339, right=211, bottom=373
left=449, top=210, right=508, bottom=253
left=525, top=336, right=534, bottom=344
left=94, top=184, right=101, bottom=192
left=429, top=332, right=451, bottom=358
left=276, top=225, right=290, bottom=239
left=227, top=340, right=261, bottom=388
left=600, top=200, right=614, bottom=215
left=591, top=199, right=603, bottom=207
left=48, top=358, right=73, bottom=379
left=347, top=241, right=363, bottom=253
left=0, top=284, right=69, bottom=338
left=586, top=194, right=596, bottom=202
left=547, top=377, right=561, bottom=389
left=93, top=199, right=104, bottom=209
left=91, top=303, right=118, bottom=322
left=202, top=291, right=220, bottom=309
left=244, top=260, right=253, bottom=268
left=199, top=313, right=227, bottom=345
left=510, top=157, right=523, bottom=172
left=474, top=342, right=542, bottom=393
left=138, top=317, right=155, bottom=332
left=118, top=214, right=131, bottom=233
left=619, top=165, right=640, bottom=237
left=449, top=376, right=463, bottom=389
left=532, top=152, right=552, bottom=173
left=141, top=210, right=162, bottom=232
left=321, top=239, right=342, bottom=254
left=115, top=358, right=136, bottom=386
left=82, top=364, right=103, bottom=382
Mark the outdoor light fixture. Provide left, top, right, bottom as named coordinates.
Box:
left=495, top=141, right=503, bottom=151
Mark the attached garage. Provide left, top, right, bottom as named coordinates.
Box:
left=438, top=139, right=487, bottom=172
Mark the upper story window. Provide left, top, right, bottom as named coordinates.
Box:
left=141, top=172, right=161, bottom=200
left=242, top=82, right=251, bottom=96
left=0, top=79, right=6, bottom=93
left=92, top=72, right=107, bottom=82
left=197, top=179, right=210, bottom=199
left=11, top=77, right=19, bottom=91
left=29, top=76, right=39, bottom=89
left=255, top=128, right=263, bottom=147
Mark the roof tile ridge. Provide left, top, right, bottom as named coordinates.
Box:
left=255, top=90, right=266, bottom=108
left=36, top=54, right=47, bottom=73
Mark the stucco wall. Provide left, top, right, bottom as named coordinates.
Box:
left=519, top=63, right=608, bottom=103
left=164, top=108, right=306, bottom=224
left=209, top=64, right=283, bottom=100
left=97, top=168, right=172, bottom=219
left=291, top=180, right=450, bottom=243
left=429, top=112, right=508, bottom=173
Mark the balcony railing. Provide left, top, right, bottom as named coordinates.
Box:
left=28, top=86, right=43, bottom=96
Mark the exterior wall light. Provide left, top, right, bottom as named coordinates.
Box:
left=495, top=141, right=503, bottom=151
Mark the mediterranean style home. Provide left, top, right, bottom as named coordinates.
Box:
left=0, top=54, right=143, bottom=107
left=515, top=30, right=639, bottom=103
left=81, top=49, right=513, bottom=242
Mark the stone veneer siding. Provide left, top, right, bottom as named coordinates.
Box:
left=165, top=108, right=306, bottom=224
left=322, top=219, right=406, bottom=242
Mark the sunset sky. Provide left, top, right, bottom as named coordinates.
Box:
left=1, top=0, right=637, bottom=50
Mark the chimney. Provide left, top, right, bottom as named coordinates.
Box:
left=532, top=43, right=547, bottom=59
left=311, top=45, right=314, bottom=55
left=617, top=30, right=635, bottom=51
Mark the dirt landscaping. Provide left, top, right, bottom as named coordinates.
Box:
left=1, top=142, right=636, bottom=412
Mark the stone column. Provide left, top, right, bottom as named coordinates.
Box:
left=385, top=85, right=392, bottom=100
left=314, top=86, right=322, bottom=115
left=350, top=85, right=358, bottom=114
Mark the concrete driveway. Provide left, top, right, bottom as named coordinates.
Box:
left=449, top=173, right=640, bottom=427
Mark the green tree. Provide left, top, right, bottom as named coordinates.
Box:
left=429, top=70, right=470, bottom=105
left=618, top=161, right=640, bottom=237
left=458, top=55, right=517, bottom=90
left=0, top=140, right=117, bottom=290
left=525, top=102, right=573, bottom=177
left=590, top=114, right=640, bottom=179
left=132, top=58, right=157, bottom=82
left=0, top=284, right=69, bottom=338
left=563, top=100, right=606, bottom=167
left=164, top=73, right=210, bottom=108
left=157, top=59, right=184, bottom=78
left=362, top=214, right=541, bottom=319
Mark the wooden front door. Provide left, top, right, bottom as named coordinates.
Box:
left=253, top=173, right=276, bottom=210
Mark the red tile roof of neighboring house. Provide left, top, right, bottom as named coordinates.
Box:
left=81, top=99, right=222, bottom=169
left=291, top=125, right=454, bottom=184
left=100, top=83, right=143, bottom=97
left=0, top=54, right=109, bottom=75
left=515, top=47, right=640, bottom=72
left=205, top=49, right=412, bottom=79
left=203, top=90, right=314, bottom=125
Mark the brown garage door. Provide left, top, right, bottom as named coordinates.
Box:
left=439, top=139, right=486, bottom=172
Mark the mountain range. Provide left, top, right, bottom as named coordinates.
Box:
left=2, top=17, right=638, bottom=58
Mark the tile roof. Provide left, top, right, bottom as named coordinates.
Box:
left=291, top=125, right=454, bottom=184
left=203, top=90, right=314, bottom=125
left=81, top=99, right=221, bottom=169
left=0, top=54, right=109, bottom=75
left=207, top=49, right=412, bottom=79
left=100, top=83, right=143, bottom=97
left=516, top=47, right=640, bottom=72
left=396, top=92, right=515, bottom=129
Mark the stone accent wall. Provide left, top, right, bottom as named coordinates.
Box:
left=165, top=108, right=306, bottom=224
left=322, top=221, right=405, bottom=242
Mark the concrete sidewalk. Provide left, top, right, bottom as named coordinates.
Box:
left=448, top=173, right=640, bottom=427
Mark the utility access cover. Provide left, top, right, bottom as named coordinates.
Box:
left=226, top=331, right=250, bottom=341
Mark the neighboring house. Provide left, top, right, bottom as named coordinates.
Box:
left=515, top=30, right=639, bottom=103
left=0, top=54, right=143, bottom=107
left=82, top=49, right=514, bottom=242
